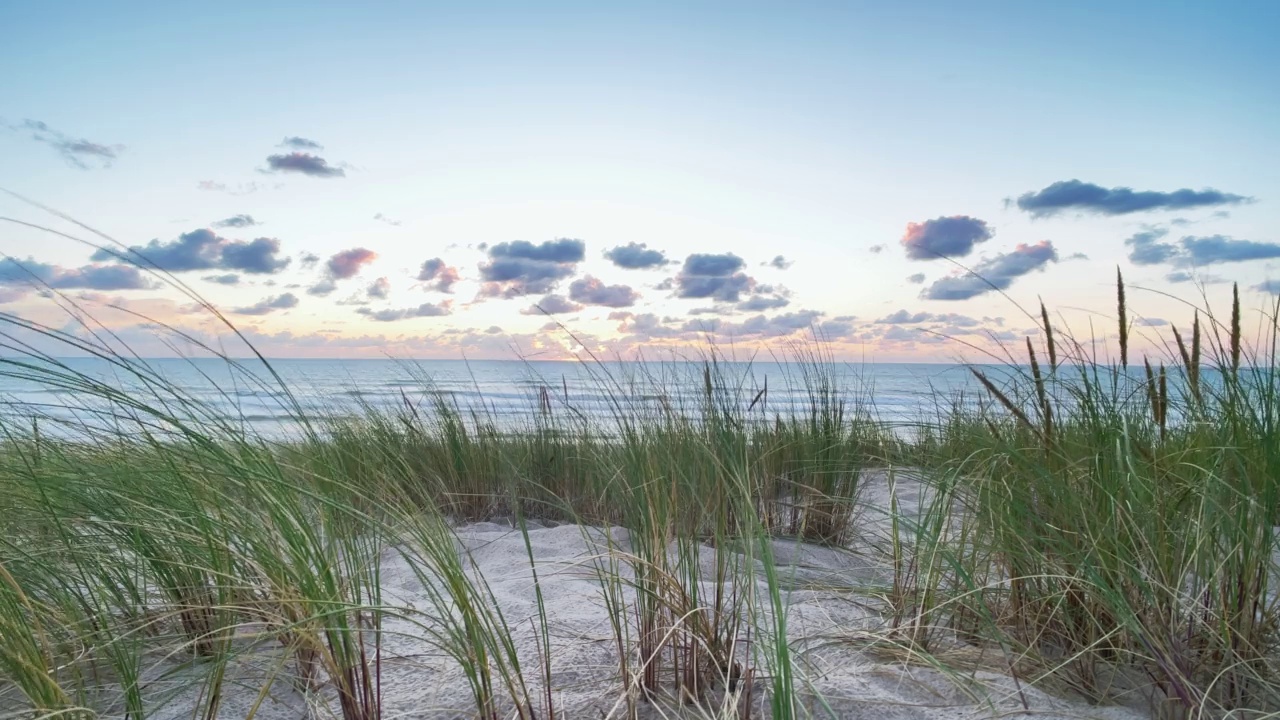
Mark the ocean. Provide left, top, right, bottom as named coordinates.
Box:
left=0, top=357, right=1003, bottom=440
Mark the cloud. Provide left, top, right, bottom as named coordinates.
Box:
left=9, top=119, right=123, bottom=169
left=520, top=294, right=583, bottom=315
left=868, top=246, right=884, bottom=255
left=50, top=265, right=154, bottom=291
left=737, top=294, right=790, bottom=311
left=233, top=293, right=299, bottom=316
left=373, top=213, right=401, bottom=226
left=197, top=180, right=262, bottom=195
left=605, top=242, right=668, bottom=269
left=367, top=277, right=391, bottom=299
left=263, top=152, right=345, bottom=178
left=901, top=216, right=993, bottom=260
left=307, top=279, right=337, bottom=296
left=300, top=253, right=321, bottom=268
left=356, top=301, right=452, bottom=322
left=279, top=136, right=323, bottom=150
left=221, top=238, right=291, bottom=274
left=1164, top=271, right=1196, bottom=284
left=417, top=258, right=460, bottom=293
left=906, top=273, right=926, bottom=284
left=1135, top=318, right=1169, bottom=327
left=1016, top=179, right=1251, bottom=217
left=683, top=310, right=827, bottom=339
left=1125, top=228, right=1178, bottom=265
left=674, top=253, right=754, bottom=302
left=875, top=310, right=982, bottom=326
left=1181, top=235, right=1280, bottom=265
left=1254, top=280, right=1280, bottom=294
left=685, top=254, right=745, bottom=276
left=923, top=241, right=1059, bottom=300
left=478, top=238, right=586, bottom=297
left=568, top=276, right=639, bottom=308
left=211, top=214, right=259, bottom=229
left=1128, top=228, right=1280, bottom=268
left=94, top=229, right=291, bottom=274
left=767, top=255, right=794, bottom=269
left=202, top=273, right=241, bottom=285
left=326, top=248, right=378, bottom=279
left=0, top=257, right=154, bottom=292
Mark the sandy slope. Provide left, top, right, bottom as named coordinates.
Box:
left=144, top=471, right=1148, bottom=719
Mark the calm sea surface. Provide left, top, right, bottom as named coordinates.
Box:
left=0, top=358, right=1001, bottom=439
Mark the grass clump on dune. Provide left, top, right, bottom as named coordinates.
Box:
left=0, top=210, right=1277, bottom=719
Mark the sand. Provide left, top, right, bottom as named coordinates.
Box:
left=139, top=471, right=1149, bottom=719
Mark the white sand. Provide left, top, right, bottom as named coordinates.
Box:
left=143, top=471, right=1150, bottom=719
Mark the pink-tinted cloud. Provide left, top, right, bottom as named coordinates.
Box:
left=326, top=248, right=378, bottom=279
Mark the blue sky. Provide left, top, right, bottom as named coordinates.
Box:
left=2, top=1, right=1277, bottom=360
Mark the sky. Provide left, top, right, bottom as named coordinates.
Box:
left=2, top=0, right=1278, bottom=362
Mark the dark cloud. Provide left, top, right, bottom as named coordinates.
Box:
left=50, top=265, right=153, bottom=291
left=300, top=253, right=321, bottom=268
left=1015, top=179, right=1251, bottom=217
left=768, top=255, right=793, bottom=269
left=279, top=137, right=323, bottom=150
left=605, top=242, right=668, bottom=269
left=9, top=119, right=123, bottom=169
left=211, top=214, right=259, bottom=229
left=94, top=229, right=290, bottom=274
left=737, top=294, right=790, bottom=311
left=901, top=216, right=993, bottom=260
left=868, top=246, right=885, bottom=255
left=479, top=239, right=585, bottom=297
left=1254, top=280, right=1280, bottom=294
left=263, top=152, right=345, bottom=178
left=520, top=294, right=583, bottom=315
left=373, top=213, right=401, bottom=226
left=202, top=273, right=241, bottom=285
left=568, top=276, right=639, bottom=308
left=1125, top=228, right=1177, bottom=265
left=233, top=293, right=299, bottom=316
left=684, top=253, right=745, bottom=276
left=1181, top=235, right=1280, bottom=265
left=1128, top=229, right=1280, bottom=268
left=356, top=301, right=452, bottom=322
left=923, top=241, right=1059, bottom=300
left=367, top=277, right=391, bottom=299
left=221, top=237, right=290, bottom=274
left=906, top=273, right=926, bottom=284
left=674, top=253, right=753, bottom=302
left=417, top=258, right=460, bottom=293
left=326, top=248, right=378, bottom=279
left=0, top=257, right=154, bottom=292
left=0, top=257, right=57, bottom=285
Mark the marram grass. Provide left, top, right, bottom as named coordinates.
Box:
left=0, top=246, right=1277, bottom=719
